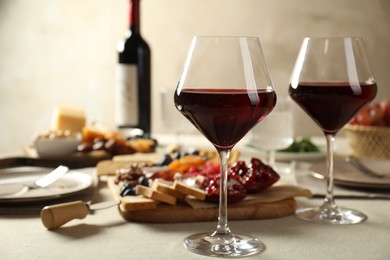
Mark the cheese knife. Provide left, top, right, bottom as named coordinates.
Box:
left=40, top=200, right=120, bottom=230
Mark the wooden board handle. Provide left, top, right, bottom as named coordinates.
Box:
left=40, top=200, right=89, bottom=230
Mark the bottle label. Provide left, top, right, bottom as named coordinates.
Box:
left=115, top=64, right=139, bottom=126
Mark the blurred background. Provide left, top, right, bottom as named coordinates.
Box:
left=0, top=0, right=389, bottom=153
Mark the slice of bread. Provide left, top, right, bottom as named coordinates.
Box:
left=136, top=185, right=177, bottom=205
left=120, top=195, right=157, bottom=211
left=173, top=180, right=206, bottom=201
left=152, top=179, right=187, bottom=201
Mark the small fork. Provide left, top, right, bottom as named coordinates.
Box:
left=345, top=156, right=387, bottom=179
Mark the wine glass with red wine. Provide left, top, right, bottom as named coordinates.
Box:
left=289, top=37, right=377, bottom=224
left=174, top=36, right=276, bottom=257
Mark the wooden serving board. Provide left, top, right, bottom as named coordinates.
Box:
left=107, top=177, right=298, bottom=223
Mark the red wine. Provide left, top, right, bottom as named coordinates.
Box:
left=116, top=0, right=151, bottom=137
left=174, top=88, right=276, bottom=149
left=289, top=82, right=377, bottom=135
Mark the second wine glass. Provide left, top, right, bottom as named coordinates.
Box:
left=174, top=36, right=276, bottom=257
left=289, top=37, right=377, bottom=224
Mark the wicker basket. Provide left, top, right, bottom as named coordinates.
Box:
left=343, top=124, right=390, bottom=160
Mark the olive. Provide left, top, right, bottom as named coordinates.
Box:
left=138, top=176, right=150, bottom=187
left=172, top=152, right=181, bottom=160
left=121, top=187, right=137, bottom=196
left=120, top=182, right=136, bottom=196
left=157, top=154, right=173, bottom=166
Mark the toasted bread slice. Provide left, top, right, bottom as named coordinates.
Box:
left=173, top=180, right=206, bottom=201
left=120, top=195, right=157, bottom=211
left=136, top=185, right=177, bottom=205
left=152, top=180, right=187, bottom=201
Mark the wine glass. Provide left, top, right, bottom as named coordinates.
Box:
left=160, top=86, right=199, bottom=145
left=174, top=36, right=276, bottom=257
left=289, top=37, right=377, bottom=224
left=248, top=96, right=294, bottom=170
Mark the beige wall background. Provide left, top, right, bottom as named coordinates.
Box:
left=0, top=0, right=389, bottom=153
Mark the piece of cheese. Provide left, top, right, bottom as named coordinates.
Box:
left=51, top=106, right=86, bottom=132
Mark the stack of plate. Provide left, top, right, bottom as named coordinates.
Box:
left=0, top=167, right=95, bottom=213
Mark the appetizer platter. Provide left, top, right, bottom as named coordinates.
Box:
left=98, top=148, right=312, bottom=223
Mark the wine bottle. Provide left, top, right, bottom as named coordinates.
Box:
left=116, top=0, right=151, bottom=137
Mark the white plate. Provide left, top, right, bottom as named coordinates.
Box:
left=0, top=167, right=94, bottom=203
left=310, top=159, right=390, bottom=189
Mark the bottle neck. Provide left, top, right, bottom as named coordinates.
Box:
left=129, top=0, right=140, bottom=35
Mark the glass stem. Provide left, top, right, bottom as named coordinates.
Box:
left=215, top=148, right=231, bottom=236
left=324, top=134, right=336, bottom=207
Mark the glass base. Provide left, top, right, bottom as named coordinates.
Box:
left=295, top=204, right=367, bottom=225
left=183, top=231, right=265, bottom=257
